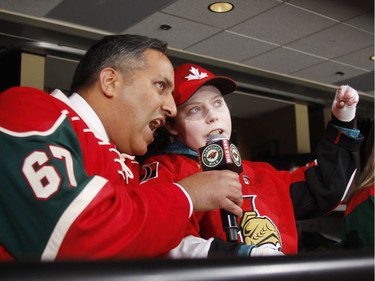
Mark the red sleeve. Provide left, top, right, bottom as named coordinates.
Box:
left=141, top=155, right=202, bottom=238
left=58, top=180, right=190, bottom=259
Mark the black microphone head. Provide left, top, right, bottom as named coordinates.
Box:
left=199, top=134, right=243, bottom=173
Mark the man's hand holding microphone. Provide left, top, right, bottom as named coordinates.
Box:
left=177, top=169, right=243, bottom=216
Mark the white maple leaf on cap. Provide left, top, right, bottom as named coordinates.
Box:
left=185, top=67, right=208, bottom=80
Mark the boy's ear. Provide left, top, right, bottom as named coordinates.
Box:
left=100, top=67, right=119, bottom=98
left=165, top=121, right=178, bottom=136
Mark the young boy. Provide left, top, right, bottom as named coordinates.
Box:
left=140, top=63, right=363, bottom=258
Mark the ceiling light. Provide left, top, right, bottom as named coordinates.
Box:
left=370, top=55, right=375, bottom=61
left=159, top=24, right=171, bottom=31
left=208, top=2, right=234, bottom=13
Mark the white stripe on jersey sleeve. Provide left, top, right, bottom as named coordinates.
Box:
left=41, top=176, right=108, bottom=261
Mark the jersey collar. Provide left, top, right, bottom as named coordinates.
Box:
left=52, top=89, right=109, bottom=142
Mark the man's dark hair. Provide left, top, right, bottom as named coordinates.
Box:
left=70, top=34, right=168, bottom=92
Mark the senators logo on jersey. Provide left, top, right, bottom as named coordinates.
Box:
left=140, top=162, right=159, bottom=183
left=240, top=195, right=282, bottom=252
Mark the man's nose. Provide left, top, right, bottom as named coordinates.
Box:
left=163, top=94, right=177, bottom=117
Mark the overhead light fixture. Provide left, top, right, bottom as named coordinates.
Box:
left=370, top=55, right=375, bottom=61
left=208, top=2, right=234, bottom=13
left=335, top=71, right=345, bottom=76
left=159, top=24, right=171, bottom=31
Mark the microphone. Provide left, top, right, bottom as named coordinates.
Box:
left=198, top=134, right=243, bottom=242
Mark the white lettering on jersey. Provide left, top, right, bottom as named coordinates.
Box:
left=22, top=146, right=77, bottom=199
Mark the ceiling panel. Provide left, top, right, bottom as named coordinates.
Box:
left=161, top=0, right=281, bottom=29
left=286, top=23, right=373, bottom=59
left=124, top=12, right=221, bottom=49
left=242, top=47, right=325, bottom=74
left=186, top=31, right=278, bottom=62
left=335, top=46, right=375, bottom=70
left=229, top=4, right=337, bottom=45
left=292, top=60, right=368, bottom=84
left=46, top=0, right=176, bottom=33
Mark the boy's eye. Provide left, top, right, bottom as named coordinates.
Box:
left=188, top=106, right=201, bottom=114
left=214, top=98, right=225, bottom=106
left=214, top=99, right=223, bottom=106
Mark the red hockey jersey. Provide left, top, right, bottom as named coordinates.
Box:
left=0, top=87, right=191, bottom=261
left=141, top=121, right=362, bottom=255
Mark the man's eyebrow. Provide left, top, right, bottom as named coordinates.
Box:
left=161, top=77, right=174, bottom=90
left=162, top=77, right=173, bottom=88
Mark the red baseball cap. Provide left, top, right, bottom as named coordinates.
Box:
left=173, top=63, right=237, bottom=106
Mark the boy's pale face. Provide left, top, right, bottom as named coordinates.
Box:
left=170, top=85, right=232, bottom=152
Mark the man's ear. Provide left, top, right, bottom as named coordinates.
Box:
left=165, top=120, right=178, bottom=136
left=100, top=68, right=119, bottom=98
